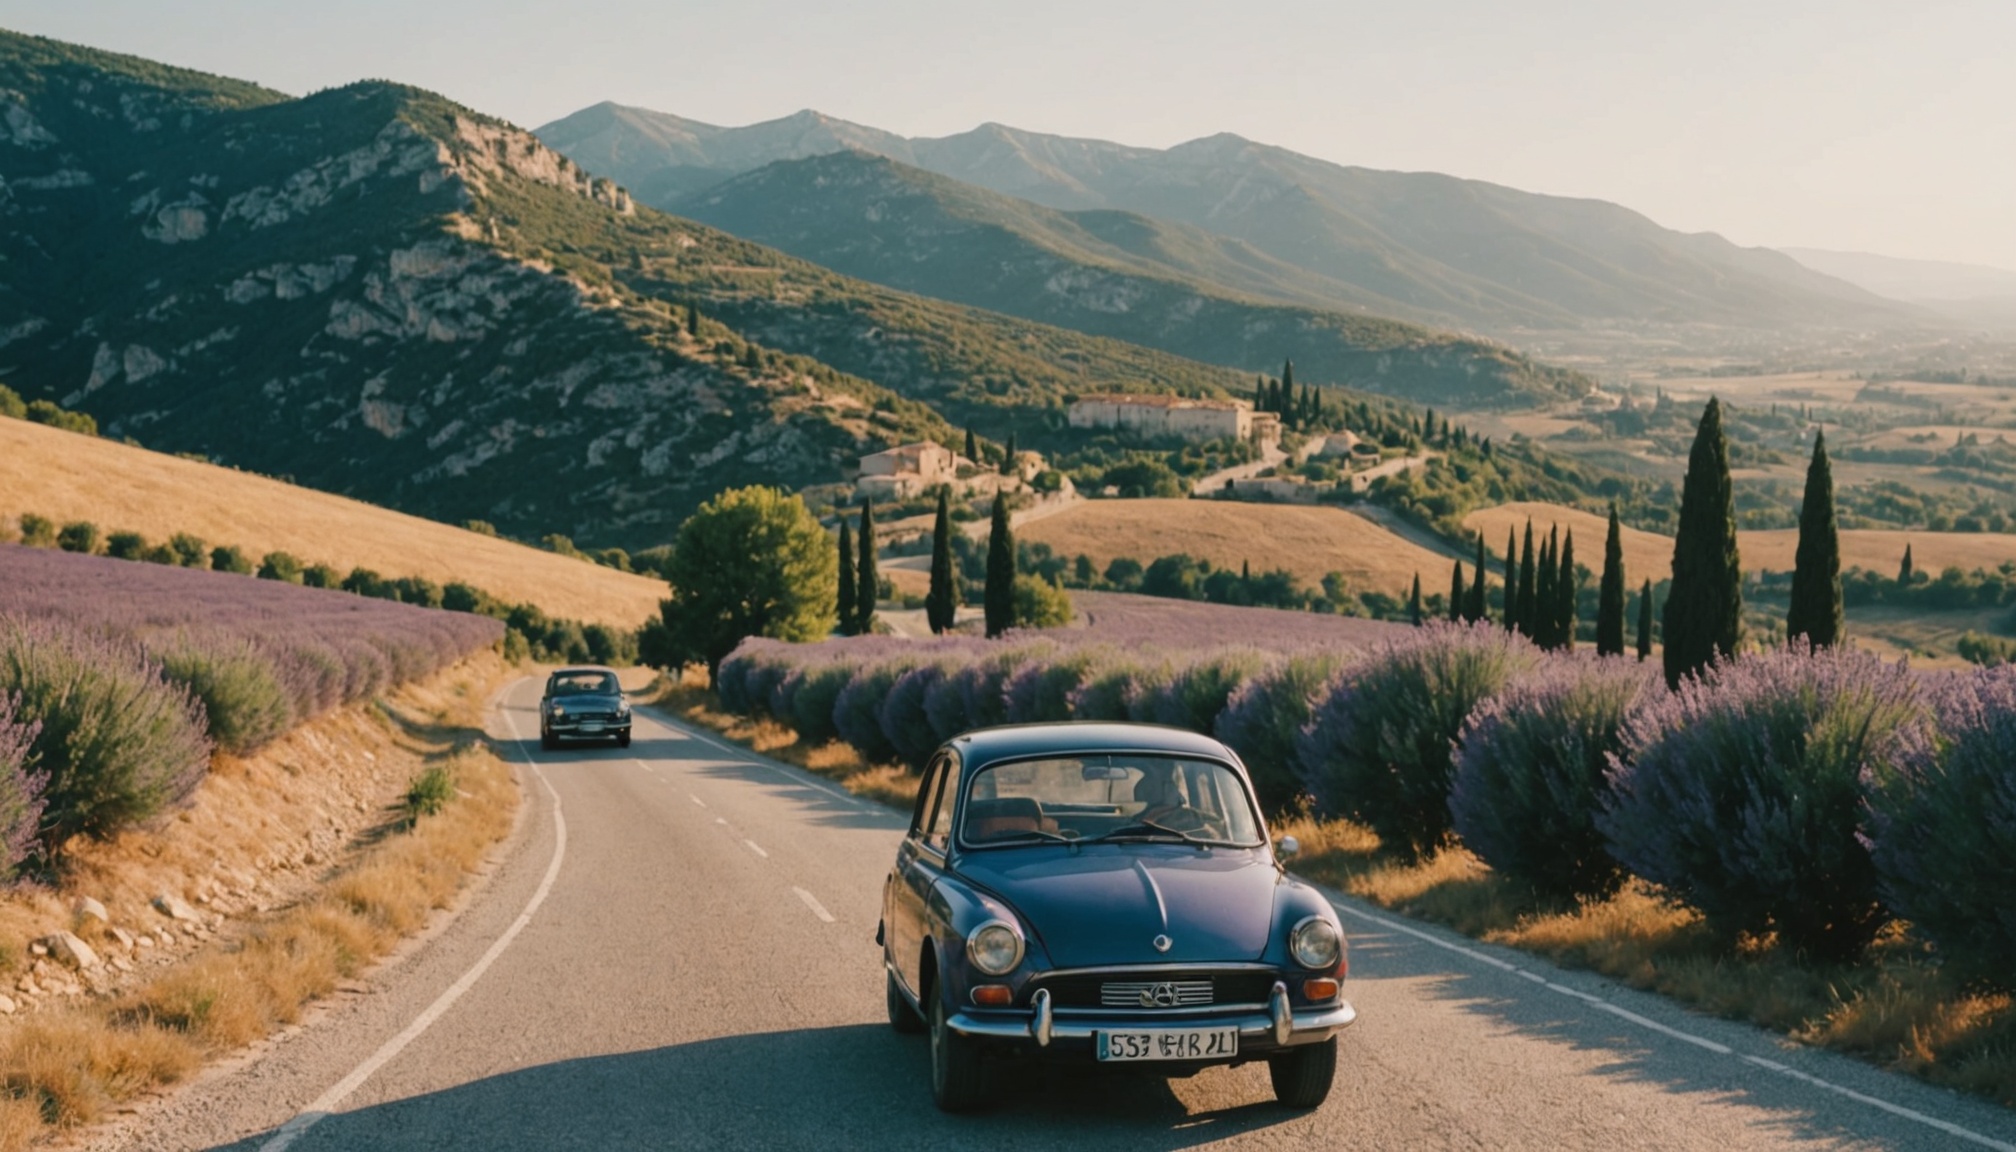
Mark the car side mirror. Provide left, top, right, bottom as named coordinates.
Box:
left=1276, top=836, right=1300, bottom=860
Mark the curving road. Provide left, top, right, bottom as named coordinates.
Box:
left=86, top=680, right=2016, bottom=1151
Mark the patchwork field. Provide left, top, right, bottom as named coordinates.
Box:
left=0, top=420, right=665, bottom=627
left=1466, top=502, right=2016, bottom=582
left=1019, top=498, right=1451, bottom=597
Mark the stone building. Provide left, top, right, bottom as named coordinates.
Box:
left=856, top=441, right=957, bottom=500
left=1068, top=394, right=1272, bottom=444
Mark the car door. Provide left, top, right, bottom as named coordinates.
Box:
left=891, top=751, right=956, bottom=997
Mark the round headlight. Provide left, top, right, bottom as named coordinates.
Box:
left=966, top=919, right=1024, bottom=976
left=1290, top=915, right=1342, bottom=970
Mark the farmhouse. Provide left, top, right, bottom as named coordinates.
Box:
left=1069, top=394, right=1274, bottom=444
left=856, top=441, right=957, bottom=500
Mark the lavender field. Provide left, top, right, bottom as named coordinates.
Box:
left=0, top=544, right=502, bottom=869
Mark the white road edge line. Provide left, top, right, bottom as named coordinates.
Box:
left=744, top=839, right=769, bottom=859
left=792, top=887, right=836, bottom=924
left=689, top=794, right=707, bottom=807
left=1333, top=901, right=2016, bottom=1152
left=259, top=688, right=568, bottom=1152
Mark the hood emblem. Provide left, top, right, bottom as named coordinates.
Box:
left=1152, top=934, right=1172, bottom=953
left=1140, top=982, right=1180, bottom=1008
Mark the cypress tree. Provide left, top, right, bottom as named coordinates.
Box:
left=1001, top=431, right=1018, bottom=476
left=1281, top=359, right=1295, bottom=403
left=1518, top=521, right=1539, bottom=638
left=984, top=497, right=1015, bottom=638
left=1535, top=526, right=1558, bottom=647
left=855, top=502, right=879, bottom=635
left=964, top=427, right=978, bottom=462
left=1409, top=573, right=1423, bottom=626
left=835, top=520, right=857, bottom=635
left=1555, top=529, right=1577, bottom=653
left=1897, top=543, right=1915, bottom=586
left=1503, top=527, right=1521, bottom=634
left=1636, top=579, right=1655, bottom=661
left=1786, top=430, right=1843, bottom=649
left=1662, top=397, right=1743, bottom=687
left=1596, top=506, right=1627, bottom=656
left=925, top=489, right=957, bottom=635
left=1449, top=561, right=1466, bottom=623
left=1467, top=536, right=1489, bottom=623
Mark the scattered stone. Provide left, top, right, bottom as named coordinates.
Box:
left=109, top=926, right=135, bottom=950
left=0, top=993, right=15, bottom=1014
left=75, top=896, right=109, bottom=923
left=42, top=931, right=101, bottom=970
left=15, top=976, right=33, bottom=994
left=30, top=959, right=52, bottom=978
left=27, top=941, right=47, bottom=958
left=135, top=934, right=156, bottom=949
left=154, top=893, right=202, bottom=923
left=112, top=956, right=134, bottom=973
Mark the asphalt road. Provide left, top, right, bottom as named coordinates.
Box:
left=86, top=679, right=2016, bottom=1151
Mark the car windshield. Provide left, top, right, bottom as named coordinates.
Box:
left=961, top=755, right=1263, bottom=848
left=548, top=672, right=619, bottom=697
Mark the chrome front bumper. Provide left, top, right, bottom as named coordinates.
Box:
left=948, top=982, right=1357, bottom=1050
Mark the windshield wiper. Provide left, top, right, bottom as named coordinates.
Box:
left=976, top=828, right=1077, bottom=846
left=1087, top=819, right=1211, bottom=845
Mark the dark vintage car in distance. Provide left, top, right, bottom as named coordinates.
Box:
left=879, top=722, right=1356, bottom=1112
left=538, top=666, right=632, bottom=749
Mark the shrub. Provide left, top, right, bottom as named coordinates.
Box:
left=402, top=765, right=456, bottom=824
left=740, top=652, right=793, bottom=718
left=1867, top=667, right=2016, bottom=986
left=790, top=664, right=854, bottom=745
left=833, top=660, right=915, bottom=765
left=502, top=629, right=530, bottom=665
left=1599, top=646, right=1930, bottom=961
left=167, top=533, right=207, bottom=567
left=210, top=545, right=253, bottom=575
left=1139, top=650, right=1264, bottom=732
left=1012, top=574, right=1073, bottom=629
left=258, top=551, right=304, bottom=583
left=104, top=531, right=148, bottom=561
left=56, top=521, right=99, bottom=554
left=17, top=514, right=56, bottom=548
left=301, top=563, right=340, bottom=589
left=925, top=646, right=1043, bottom=739
left=25, top=399, right=95, bottom=435
left=0, top=694, right=46, bottom=878
left=154, top=636, right=295, bottom=755
left=882, top=662, right=954, bottom=770
left=1449, top=657, right=1656, bottom=901
left=0, top=383, right=22, bottom=419
left=1004, top=648, right=1109, bottom=724
left=1296, top=622, right=1538, bottom=859
left=0, top=618, right=211, bottom=848
left=1220, top=653, right=1352, bottom=816
left=584, top=623, right=636, bottom=666
left=1068, top=658, right=1153, bottom=721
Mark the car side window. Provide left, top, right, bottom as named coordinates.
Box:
left=908, top=757, right=944, bottom=839
left=921, top=755, right=957, bottom=853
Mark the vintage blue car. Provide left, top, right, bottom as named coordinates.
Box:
left=879, top=722, right=1356, bottom=1112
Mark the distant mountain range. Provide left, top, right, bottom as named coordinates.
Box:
left=538, top=103, right=1918, bottom=336
left=1781, top=248, right=2016, bottom=327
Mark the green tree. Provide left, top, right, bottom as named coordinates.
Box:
left=836, top=520, right=856, bottom=635
left=56, top=521, right=98, bottom=554
left=1012, top=574, right=1072, bottom=628
left=1515, top=521, right=1538, bottom=638
left=660, top=486, right=838, bottom=682
left=1662, top=398, right=1743, bottom=687
left=1596, top=506, right=1627, bottom=656
left=1555, top=530, right=1577, bottom=653
left=211, top=545, right=253, bottom=575
left=1448, top=561, right=1465, bottom=623
left=1409, top=573, right=1424, bottom=626
left=1535, top=527, right=1558, bottom=648
left=258, top=551, right=304, bottom=584
left=1467, top=537, right=1489, bottom=623
left=1636, top=579, right=1655, bottom=661
left=984, top=497, right=1015, bottom=638
left=1786, top=431, right=1843, bottom=649
left=1897, top=543, right=1915, bottom=586
left=1502, top=527, right=1518, bottom=633
left=1001, top=431, right=1018, bottom=476
left=168, top=532, right=207, bottom=567
left=17, top=514, right=55, bottom=548
left=964, top=427, right=978, bottom=463
left=855, top=501, right=879, bottom=635
left=926, top=489, right=957, bottom=634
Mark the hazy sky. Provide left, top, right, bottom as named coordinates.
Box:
left=5, top=0, right=2012, bottom=268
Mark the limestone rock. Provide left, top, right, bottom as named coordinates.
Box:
left=42, top=931, right=100, bottom=970
left=109, top=926, right=135, bottom=950
left=154, top=893, right=203, bottom=923
left=75, top=896, right=109, bottom=923
left=0, top=993, right=15, bottom=1014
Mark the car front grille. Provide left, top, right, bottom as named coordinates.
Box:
left=1030, top=970, right=1276, bottom=1010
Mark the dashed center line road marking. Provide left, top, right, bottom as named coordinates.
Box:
left=714, top=817, right=727, bottom=826
left=792, top=887, right=836, bottom=924
left=1333, top=901, right=2016, bottom=1152
left=743, top=839, right=769, bottom=859
left=689, top=794, right=706, bottom=808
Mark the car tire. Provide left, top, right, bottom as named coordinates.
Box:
left=1268, top=1036, right=1337, bottom=1110
left=616, top=731, right=631, bottom=749
left=540, top=729, right=557, bottom=751
left=928, top=992, right=985, bottom=1112
left=886, top=969, right=924, bottom=1035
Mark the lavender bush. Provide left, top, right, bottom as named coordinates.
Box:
left=1450, top=657, right=1657, bottom=901
left=0, top=617, right=212, bottom=847
left=154, top=634, right=295, bottom=755
left=1600, top=646, right=1931, bottom=961
left=789, top=664, right=855, bottom=745
left=1219, top=652, right=1354, bottom=816
left=1867, top=667, right=2016, bottom=986
left=882, top=662, right=956, bottom=770
left=832, top=659, right=917, bottom=767
left=1137, top=650, right=1266, bottom=732
left=1068, top=658, right=1162, bottom=722
left=1296, top=623, right=1539, bottom=859
left=0, top=694, right=45, bottom=879
left=1004, top=648, right=1114, bottom=725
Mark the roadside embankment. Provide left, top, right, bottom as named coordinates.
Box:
left=0, top=652, right=523, bottom=1149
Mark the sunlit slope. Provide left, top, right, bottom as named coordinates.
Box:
left=0, top=420, right=664, bottom=627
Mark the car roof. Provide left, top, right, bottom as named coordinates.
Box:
left=949, top=722, right=1237, bottom=768
left=547, top=666, right=618, bottom=678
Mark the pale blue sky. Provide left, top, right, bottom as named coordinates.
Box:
left=4, top=0, right=2011, bottom=268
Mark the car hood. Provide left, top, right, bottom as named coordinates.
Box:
left=956, top=845, right=1280, bottom=968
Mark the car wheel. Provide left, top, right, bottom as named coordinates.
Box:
left=616, top=731, right=631, bottom=749
left=928, top=992, right=985, bottom=1112
left=540, top=728, right=556, bottom=751
left=886, top=969, right=924, bottom=1035
left=1268, top=1036, right=1337, bottom=1109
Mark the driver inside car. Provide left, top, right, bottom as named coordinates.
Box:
left=1131, top=765, right=1204, bottom=830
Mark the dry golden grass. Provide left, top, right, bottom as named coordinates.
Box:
left=1270, top=812, right=2016, bottom=1107
left=0, top=660, right=520, bottom=1148
left=1020, top=499, right=1450, bottom=597
left=0, top=419, right=664, bottom=627
left=1466, top=501, right=2016, bottom=582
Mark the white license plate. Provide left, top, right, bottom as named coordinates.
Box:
left=1096, top=1028, right=1238, bottom=1062
left=579, top=722, right=605, bottom=733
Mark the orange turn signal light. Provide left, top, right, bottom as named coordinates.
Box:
left=971, top=984, right=1013, bottom=1007
left=1303, top=978, right=1340, bottom=1002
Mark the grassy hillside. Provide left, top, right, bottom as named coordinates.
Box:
left=674, top=152, right=1593, bottom=407
left=1019, top=499, right=1451, bottom=597
left=0, top=418, right=664, bottom=627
